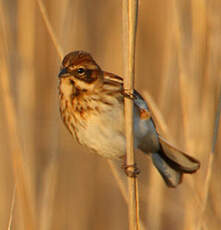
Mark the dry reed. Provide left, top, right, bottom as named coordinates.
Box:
left=0, top=2, right=36, bottom=229
left=196, top=91, right=221, bottom=230
left=122, top=0, right=140, bottom=229
left=36, top=0, right=64, bottom=60
left=7, top=185, right=16, bottom=230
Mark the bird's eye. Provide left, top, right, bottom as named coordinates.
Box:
left=77, top=68, right=85, bottom=75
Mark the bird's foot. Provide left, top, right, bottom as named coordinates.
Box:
left=121, top=89, right=137, bottom=100
left=121, top=163, right=140, bottom=178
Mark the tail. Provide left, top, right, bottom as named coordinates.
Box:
left=152, top=140, right=200, bottom=188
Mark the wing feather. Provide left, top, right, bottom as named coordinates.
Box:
left=103, top=71, right=150, bottom=113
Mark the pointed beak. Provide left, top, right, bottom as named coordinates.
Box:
left=58, top=68, right=69, bottom=78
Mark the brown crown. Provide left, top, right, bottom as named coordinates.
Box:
left=62, top=50, right=98, bottom=68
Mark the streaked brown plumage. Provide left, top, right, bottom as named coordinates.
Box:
left=58, top=50, right=200, bottom=187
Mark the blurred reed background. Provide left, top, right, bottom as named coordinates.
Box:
left=0, top=0, right=221, bottom=229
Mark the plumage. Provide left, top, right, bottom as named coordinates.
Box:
left=58, top=50, right=200, bottom=187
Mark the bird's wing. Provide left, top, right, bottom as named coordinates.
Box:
left=103, top=72, right=151, bottom=119
left=103, top=71, right=124, bottom=85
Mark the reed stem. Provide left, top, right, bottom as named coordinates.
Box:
left=122, top=0, right=140, bottom=229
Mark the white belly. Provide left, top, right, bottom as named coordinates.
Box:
left=77, top=102, right=126, bottom=159
left=76, top=104, right=154, bottom=159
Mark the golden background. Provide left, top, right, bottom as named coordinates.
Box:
left=0, top=0, right=221, bottom=229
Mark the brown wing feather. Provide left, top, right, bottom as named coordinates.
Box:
left=103, top=71, right=151, bottom=116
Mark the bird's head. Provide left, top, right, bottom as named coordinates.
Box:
left=58, top=51, right=103, bottom=94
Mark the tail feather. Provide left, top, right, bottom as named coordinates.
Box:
left=152, top=152, right=183, bottom=187
left=159, top=137, right=200, bottom=173
left=152, top=141, right=200, bottom=187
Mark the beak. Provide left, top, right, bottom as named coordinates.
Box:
left=58, top=68, right=69, bottom=78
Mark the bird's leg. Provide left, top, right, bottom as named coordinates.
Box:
left=120, top=155, right=140, bottom=177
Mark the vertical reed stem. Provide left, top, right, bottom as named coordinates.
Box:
left=122, top=1, right=140, bottom=229
left=196, top=90, right=221, bottom=230
left=36, top=0, right=64, bottom=60
left=0, top=4, right=36, bottom=229
left=7, top=185, right=16, bottom=230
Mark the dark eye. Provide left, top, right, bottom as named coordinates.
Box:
left=77, top=68, right=85, bottom=75
left=69, top=79, right=74, bottom=85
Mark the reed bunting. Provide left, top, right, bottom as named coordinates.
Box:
left=58, top=50, right=200, bottom=187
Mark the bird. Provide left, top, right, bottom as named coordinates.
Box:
left=58, top=50, right=200, bottom=187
